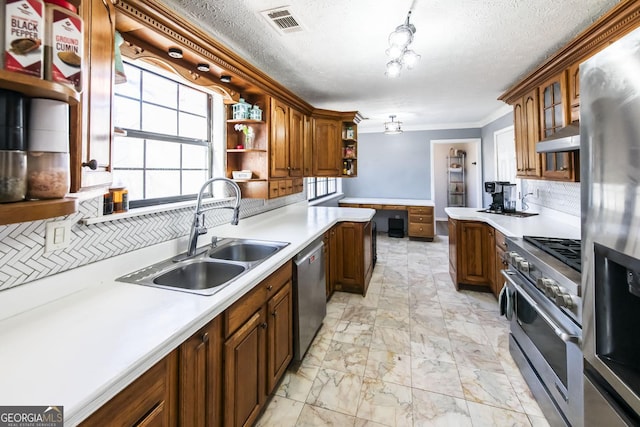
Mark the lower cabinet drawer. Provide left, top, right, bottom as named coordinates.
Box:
left=409, top=214, right=433, bottom=224
left=408, top=223, right=434, bottom=237
left=408, top=206, right=433, bottom=215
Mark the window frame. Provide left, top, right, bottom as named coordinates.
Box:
left=306, top=177, right=338, bottom=201
left=112, top=60, right=215, bottom=208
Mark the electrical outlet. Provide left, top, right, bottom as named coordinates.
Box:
left=536, top=188, right=540, bottom=197
left=45, top=221, right=72, bottom=252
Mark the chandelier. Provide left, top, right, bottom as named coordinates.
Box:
left=385, top=10, right=420, bottom=78
left=384, top=115, right=403, bottom=134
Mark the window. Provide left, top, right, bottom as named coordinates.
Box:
left=112, top=61, right=214, bottom=208
left=306, top=177, right=338, bottom=201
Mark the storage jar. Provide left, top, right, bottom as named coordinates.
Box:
left=27, top=98, right=70, bottom=199
left=0, top=89, right=27, bottom=202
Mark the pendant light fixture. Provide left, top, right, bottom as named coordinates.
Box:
left=384, top=115, right=403, bottom=134
left=385, top=10, right=420, bottom=78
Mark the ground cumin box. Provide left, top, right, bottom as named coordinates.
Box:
left=5, top=0, right=44, bottom=78
left=44, top=0, right=82, bottom=90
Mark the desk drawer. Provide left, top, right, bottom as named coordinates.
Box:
left=408, top=206, right=433, bottom=215
left=340, top=203, right=361, bottom=208
left=409, top=214, right=433, bottom=224
left=409, top=223, right=434, bottom=237
left=381, top=205, right=406, bottom=211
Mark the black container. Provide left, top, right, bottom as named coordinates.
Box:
left=0, top=90, right=27, bottom=203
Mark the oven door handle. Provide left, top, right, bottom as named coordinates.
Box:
left=502, top=271, right=581, bottom=345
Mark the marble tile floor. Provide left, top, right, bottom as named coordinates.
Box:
left=256, top=233, right=549, bottom=427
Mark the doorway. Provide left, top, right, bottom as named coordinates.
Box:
left=431, top=138, right=482, bottom=220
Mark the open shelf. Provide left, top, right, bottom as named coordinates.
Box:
left=0, top=198, right=78, bottom=226
left=0, top=70, right=80, bottom=104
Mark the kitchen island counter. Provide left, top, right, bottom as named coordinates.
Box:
left=445, top=207, right=580, bottom=239
left=0, top=202, right=374, bottom=425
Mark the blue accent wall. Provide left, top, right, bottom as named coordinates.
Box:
left=342, top=128, right=481, bottom=199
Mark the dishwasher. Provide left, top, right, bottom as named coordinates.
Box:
left=293, top=238, right=326, bottom=361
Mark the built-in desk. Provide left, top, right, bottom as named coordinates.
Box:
left=339, top=198, right=435, bottom=240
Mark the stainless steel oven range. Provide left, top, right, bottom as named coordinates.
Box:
left=502, top=235, right=583, bottom=426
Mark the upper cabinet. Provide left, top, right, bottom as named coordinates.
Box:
left=499, top=1, right=640, bottom=183
left=513, top=89, right=540, bottom=178
left=308, top=111, right=362, bottom=178
left=72, top=0, right=116, bottom=192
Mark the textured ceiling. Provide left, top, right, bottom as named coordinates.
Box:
left=162, top=0, right=619, bottom=132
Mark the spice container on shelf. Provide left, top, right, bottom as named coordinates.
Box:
left=26, top=98, right=70, bottom=199
left=0, top=89, right=27, bottom=203
left=109, top=185, right=128, bottom=213
left=43, top=0, right=83, bottom=91
left=5, top=0, right=45, bottom=78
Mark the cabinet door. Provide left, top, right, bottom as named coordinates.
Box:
left=539, top=73, right=574, bottom=180
left=73, top=0, right=115, bottom=191
left=523, top=89, right=541, bottom=177
left=513, top=99, right=528, bottom=177
left=270, top=99, right=289, bottom=179
left=568, top=62, right=580, bottom=123
left=312, top=118, right=341, bottom=177
left=487, top=227, right=496, bottom=295
left=288, top=108, right=304, bottom=177
left=80, top=351, right=178, bottom=427
left=303, top=115, right=313, bottom=176
left=459, top=222, right=490, bottom=286
left=334, top=222, right=364, bottom=294
left=224, top=310, right=266, bottom=427
left=180, top=316, right=222, bottom=427
left=448, top=218, right=458, bottom=287
left=267, top=281, right=293, bottom=394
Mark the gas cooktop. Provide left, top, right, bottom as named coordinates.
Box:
left=523, top=236, right=581, bottom=272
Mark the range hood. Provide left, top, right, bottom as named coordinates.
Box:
left=536, top=122, right=580, bottom=153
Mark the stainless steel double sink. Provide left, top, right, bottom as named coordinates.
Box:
left=116, top=238, right=289, bottom=296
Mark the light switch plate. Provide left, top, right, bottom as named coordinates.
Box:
left=45, top=221, right=72, bottom=252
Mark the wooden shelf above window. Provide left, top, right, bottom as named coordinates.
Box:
left=0, top=70, right=80, bottom=104
left=0, top=198, right=78, bottom=226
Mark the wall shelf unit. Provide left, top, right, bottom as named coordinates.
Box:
left=341, top=121, right=358, bottom=177
left=447, top=153, right=466, bottom=207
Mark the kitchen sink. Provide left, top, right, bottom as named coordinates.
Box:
left=116, top=238, right=289, bottom=296
left=208, top=239, right=289, bottom=264
left=153, top=259, right=246, bottom=291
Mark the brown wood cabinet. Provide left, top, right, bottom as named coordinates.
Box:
left=223, top=262, right=293, bottom=427
left=568, top=62, right=580, bottom=123
left=538, top=73, right=578, bottom=181
left=179, top=316, right=222, bottom=427
left=448, top=218, right=494, bottom=291
left=407, top=206, right=435, bottom=240
left=513, top=89, right=541, bottom=178
left=79, top=350, right=178, bottom=426
left=311, top=117, right=342, bottom=177
left=341, top=121, right=358, bottom=177
left=493, top=229, right=509, bottom=297
left=331, top=221, right=373, bottom=296
left=72, top=0, right=115, bottom=192
left=269, top=98, right=290, bottom=179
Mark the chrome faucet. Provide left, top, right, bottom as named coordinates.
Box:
left=186, top=177, right=241, bottom=257
left=522, top=192, right=534, bottom=211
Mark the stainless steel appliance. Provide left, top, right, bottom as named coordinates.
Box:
left=293, top=238, right=326, bottom=361
left=581, top=26, right=640, bottom=426
left=484, top=181, right=510, bottom=212
left=502, top=235, right=583, bottom=426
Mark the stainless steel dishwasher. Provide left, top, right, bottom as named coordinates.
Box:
left=293, top=238, right=326, bottom=361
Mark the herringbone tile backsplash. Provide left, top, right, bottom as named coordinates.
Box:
left=0, top=192, right=305, bottom=292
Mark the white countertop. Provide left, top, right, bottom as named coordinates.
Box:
left=339, top=197, right=435, bottom=207
left=445, top=207, right=580, bottom=239
left=0, top=203, right=374, bottom=426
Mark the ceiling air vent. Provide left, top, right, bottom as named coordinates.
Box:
left=260, top=7, right=305, bottom=34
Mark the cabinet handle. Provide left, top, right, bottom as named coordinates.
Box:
left=82, top=159, right=98, bottom=170
left=201, top=332, right=209, bottom=343
left=272, top=311, right=277, bottom=317
left=260, top=322, right=268, bottom=329
left=267, top=285, right=273, bottom=291
left=560, top=167, right=568, bottom=171
left=419, top=217, right=423, bottom=221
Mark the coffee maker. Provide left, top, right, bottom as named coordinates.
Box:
left=484, top=181, right=516, bottom=212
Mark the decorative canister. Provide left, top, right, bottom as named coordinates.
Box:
left=232, top=97, right=251, bottom=120
left=26, top=98, right=70, bottom=199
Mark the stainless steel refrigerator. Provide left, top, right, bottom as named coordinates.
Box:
left=581, top=25, right=640, bottom=426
